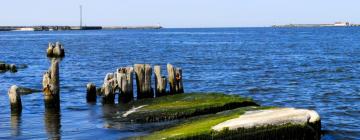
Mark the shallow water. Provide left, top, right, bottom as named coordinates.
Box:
left=0, top=28, right=359, bottom=139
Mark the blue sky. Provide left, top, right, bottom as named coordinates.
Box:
left=0, top=0, right=358, bottom=27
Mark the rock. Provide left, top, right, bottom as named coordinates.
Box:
left=0, top=63, right=18, bottom=73
left=9, top=64, right=17, bottom=72
left=0, top=62, right=5, bottom=70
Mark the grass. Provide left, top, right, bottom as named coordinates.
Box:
left=121, top=93, right=258, bottom=122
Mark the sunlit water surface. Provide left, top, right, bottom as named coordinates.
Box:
left=0, top=28, right=359, bottom=139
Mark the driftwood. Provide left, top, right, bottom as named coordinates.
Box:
left=42, top=59, right=60, bottom=109
left=154, top=65, right=167, bottom=97
left=86, top=83, right=97, bottom=103
left=8, top=85, right=22, bottom=114
left=116, top=67, right=134, bottom=103
left=134, top=64, right=153, bottom=99
left=167, top=63, right=184, bottom=94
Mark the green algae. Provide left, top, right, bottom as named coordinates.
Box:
left=120, top=93, right=258, bottom=123
left=135, top=106, right=321, bottom=140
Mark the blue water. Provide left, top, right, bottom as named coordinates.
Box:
left=0, top=28, right=359, bottom=139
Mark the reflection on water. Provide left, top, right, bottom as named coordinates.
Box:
left=44, top=108, right=61, bottom=140
left=10, top=114, right=21, bottom=137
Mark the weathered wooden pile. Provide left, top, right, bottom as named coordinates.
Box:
left=7, top=42, right=65, bottom=114
left=87, top=64, right=184, bottom=104
left=46, top=42, right=65, bottom=57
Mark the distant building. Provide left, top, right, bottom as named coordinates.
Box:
left=334, top=22, right=350, bottom=26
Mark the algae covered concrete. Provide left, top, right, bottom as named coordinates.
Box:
left=121, top=93, right=321, bottom=140
left=136, top=107, right=321, bottom=140
left=119, top=93, right=258, bottom=122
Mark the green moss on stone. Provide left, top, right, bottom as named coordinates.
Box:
left=135, top=107, right=321, bottom=140
left=121, top=93, right=258, bottom=123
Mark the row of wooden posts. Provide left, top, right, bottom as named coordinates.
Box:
left=7, top=42, right=184, bottom=114
left=87, top=63, right=184, bottom=104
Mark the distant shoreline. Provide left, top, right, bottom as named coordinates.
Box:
left=272, top=22, right=360, bottom=28
left=0, top=25, right=162, bottom=31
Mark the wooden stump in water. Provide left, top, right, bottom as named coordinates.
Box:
left=47, top=42, right=65, bottom=58
left=42, top=59, right=60, bottom=109
left=102, top=80, right=115, bottom=104
left=154, top=65, right=167, bottom=97
left=47, top=43, right=55, bottom=57
left=116, top=67, right=134, bottom=103
left=86, top=83, right=97, bottom=103
left=8, top=85, right=22, bottom=114
left=167, top=64, right=176, bottom=94
left=134, top=64, right=154, bottom=99
left=167, top=64, right=184, bottom=94
left=175, top=68, right=184, bottom=93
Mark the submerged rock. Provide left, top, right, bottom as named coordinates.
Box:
left=0, top=62, right=18, bottom=73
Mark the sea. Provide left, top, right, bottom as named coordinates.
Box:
left=0, top=27, right=359, bottom=139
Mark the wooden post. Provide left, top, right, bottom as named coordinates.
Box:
left=102, top=73, right=116, bottom=104
left=134, top=64, right=153, bottom=99
left=175, top=68, right=184, bottom=93
left=47, top=42, right=65, bottom=58
left=117, top=67, right=134, bottom=103
left=167, top=64, right=184, bottom=94
left=42, top=59, right=60, bottom=109
left=102, top=79, right=115, bottom=104
left=53, top=42, right=65, bottom=57
left=154, top=65, right=167, bottom=97
left=47, top=42, right=54, bottom=57
left=167, top=63, right=176, bottom=94
left=8, top=85, right=22, bottom=114
left=86, top=83, right=97, bottom=103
